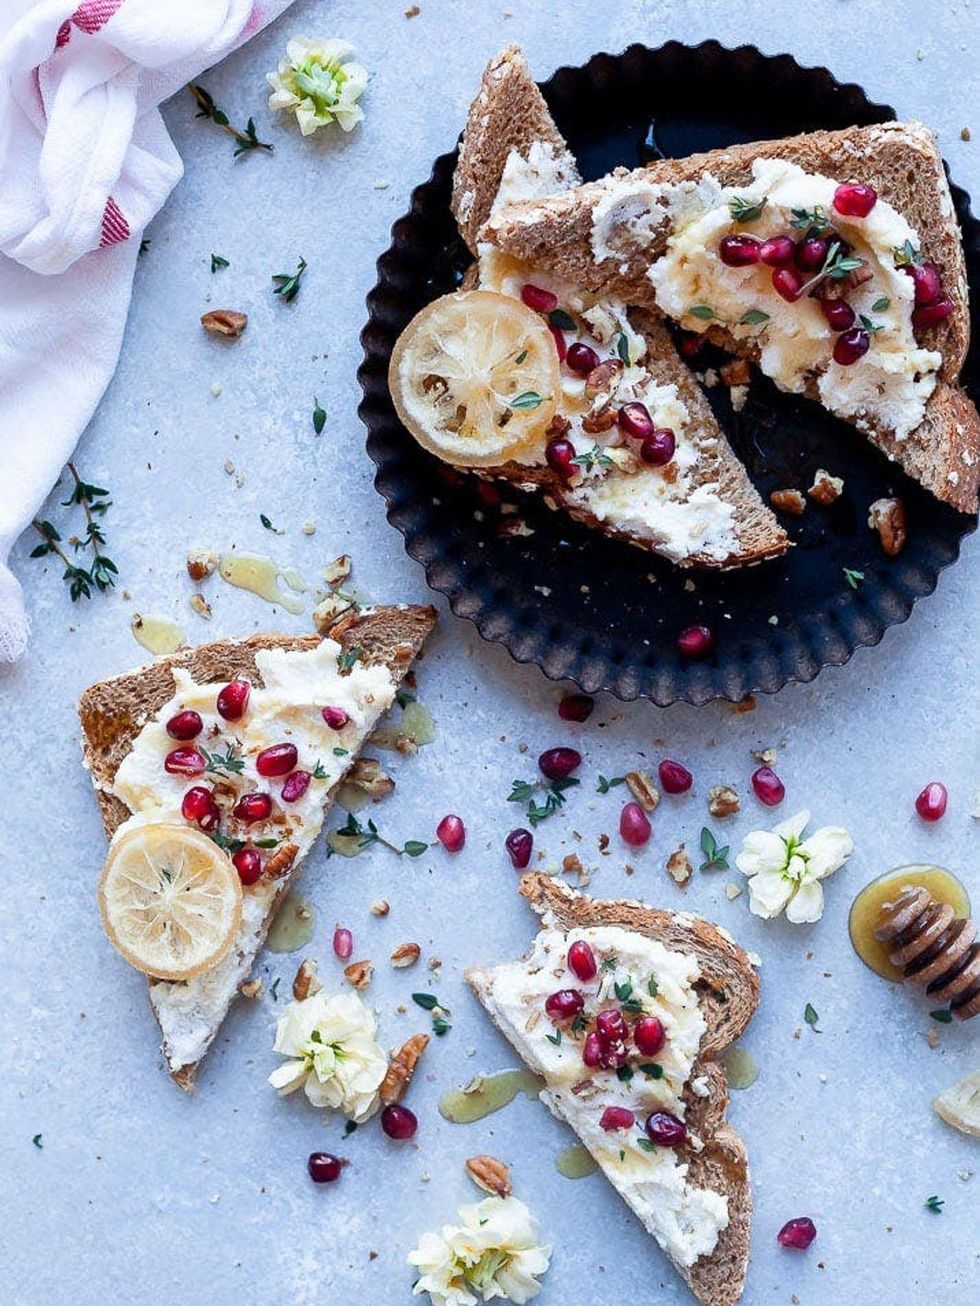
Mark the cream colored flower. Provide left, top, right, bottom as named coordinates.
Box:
left=268, top=988, right=386, bottom=1120
left=409, top=1197, right=551, bottom=1306
left=267, top=37, right=367, bottom=135
left=735, top=809, right=852, bottom=923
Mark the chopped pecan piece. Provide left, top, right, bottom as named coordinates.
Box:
left=707, top=785, right=740, bottom=818
left=324, top=554, right=351, bottom=586
left=344, top=959, right=374, bottom=990
left=379, top=1032, right=430, bottom=1104
left=465, top=1155, right=512, bottom=1197
left=584, top=359, right=623, bottom=401
left=238, top=977, right=263, bottom=1000
left=312, top=593, right=354, bottom=633
left=868, top=497, right=907, bottom=556
left=186, top=549, right=218, bottom=581
left=770, top=488, right=806, bottom=516
left=808, top=469, right=844, bottom=505
left=292, top=957, right=322, bottom=1001
left=545, top=413, right=572, bottom=438
left=625, top=771, right=660, bottom=812
left=581, top=406, right=617, bottom=435
left=666, top=845, right=693, bottom=887
left=370, top=899, right=390, bottom=917
left=188, top=593, right=212, bottom=619
left=263, top=842, right=299, bottom=878
left=720, top=358, right=751, bottom=387
left=390, top=942, right=421, bottom=969
left=201, top=309, right=247, bottom=337
left=347, top=757, right=395, bottom=799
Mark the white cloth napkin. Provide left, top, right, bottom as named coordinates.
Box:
left=0, top=0, right=294, bottom=660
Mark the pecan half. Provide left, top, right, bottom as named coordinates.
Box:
left=707, top=785, right=740, bottom=818
left=626, top=770, right=660, bottom=812
left=465, top=1154, right=512, bottom=1197
left=379, top=1032, right=430, bottom=1104
left=770, top=488, right=806, bottom=516
left=390, top=942, right=421, bottom=969
left=264, top=842, right=299, bottom=878
left=868, top=496, right=907, bottom=556
left=808, top=469, right=844, bottom=505
left=344, top=959, right=373, bottom=990
left=201, top=309, right=247, bottom=337
left=292, top=957, right=322, bottom=1001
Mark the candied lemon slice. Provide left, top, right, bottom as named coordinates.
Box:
left=388, top=290, right=559, bottom=467
left=98, top=824, right=243, bottom=981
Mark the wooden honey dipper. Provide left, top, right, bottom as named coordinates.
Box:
left=874, top=885, right=980, bottom=1020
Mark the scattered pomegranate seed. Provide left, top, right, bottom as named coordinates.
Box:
left=658, top=759, right=692, bottom=794
left=182, top=786, right=219, bottom=831
left=233, top=791, right=272, bottom=824
left=505, top=827, right=533, bottom=869
left=596, top=1008, right=628, bottom=1042
left=912, top=297, right=954, bottom=328
left=567, top=940, right=597, bottom=981
left=634, top=1016, right=666, bottom=1056
left=232, top=847, right=262, bottom=885
left=475, top=480, right=502, bottom=510
left=640, top=428, right=676, bottom=466
left=322, top=705, right=349, bottom=730
left=777, top=1217, right=817, bottom=1250
left=677, top=332, right=704, bottom=359
left=677, top=624, right=714, bottom=659
left=915, top=782, right=948, bottom=822
left=566, top=342, right=600, bottom=376
left=436, top=814, right=466, bottom=852
left=558, top=693, right=594, bottom=723
left=645, top=1111, right=687, bottom=1147
left=820, top=299, right=856, bottom=332
left=904, top=260, right=943, bottom=306
left=620, top=801, right=652, bottom=847
left=333, top=927, right=353, bottom=960
left=164, top=747, right=206, bottom=777
left=718, top=234, right=761, bottom=267
left=599, top=1106, right=636, bottom=1131
left=436, top=465, right=463, bottom=488
left=599, top=1039, right=628, bottom=1070
left=166, top=710, right=203, bottom=741
left=281, top=770, right=311, bottom=803
left=618, top=401, right=655, bottom=440
left=545, top=437, right=577, bottom=480
left=307, top=1152, right=344, bottom=1184
left=833, top=182, right=877, bottom=217
left=759, top=236, right=795, bottom=267
left=582, top=1032, right=603, bottom=1067
left=772, top=267, right=804, bottom=302
left=539, top=747, right=581, bottom=780
left=380, top=1104, right=418, bottom=1140
left=216, top=679, right=250, bottom=721
left=549, top=324, right=568, bottom=362
left=256, top=743, right=298, bottom=777
left=752, top=765, right=785, bottom=807
left=521, top=283, right=558, bottom=314
left=795, top=237, right=828, bottom=271
left=833, top=327, right=870, bottom=366
left=545, top=989, right=585, bottom=1021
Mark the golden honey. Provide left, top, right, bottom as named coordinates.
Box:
left=849, top=866, right=970, bottom=982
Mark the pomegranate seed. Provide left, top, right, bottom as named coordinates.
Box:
left=322, top=705, right=349, bottom=730
left=232, top=847, right=262, bottom=885
left=166, top=710, right=203, bottom=741
left=333, top=927, right=353, bottom=960
left=545, top=437, right=577, bottom=479
left=596, top=1008, right=627, bottom=1043
left=545, top=989, right=585, bottom=1021
left=718, top=234, right=761, bottom=267
left=436, top=465, right=463, bottom=488
left=777, top=1217, right=817, bottom=1250
left=539, top=747, right=581, bottom=780
left=677, top=624, right=714, bottom=659
left=558, top=693, right=594, bottom=723
left=599, top=1106, right=636, bottom=1131
left=833, top=327, right=870, bottom=366
left=915, top=782, right=947, bottom=822
left=566, top=342, right=600, bottom=376
left=256, top=743, right=298, bottom=777
left=307, top=1152, right=344, bottom=1183
left=582, top=1032, right=603, bottom=1067
left=820, top=299, right=856, bottom=332
left=164, top=747, right=205, bottom=777
left=634, top=1016, right=666, bottom=1056
left=182, top=786, right=219, bottom=831
left=436, top=814, right=466, bottom=852
left=567, top=940, right=597, bottom=981
left=599, top=1039, right=628, bottom=1070
left=772, top=267, right=804, bottom=302
left=677, top=332, right=704, bottom=359
left=904, top=260, right=943, bottom=306
left=640, top=429, right=676, bottom=466
left=620, top=801, right=651, bottom=847
left=475, top=480, right=502, bottom=510
left=645, top=1111, right=687, bottom=1147
left=281, top=770, right=311, bottom=803
left=549, top=324, right=567, bottom=362
left=833, top=182, right=877, bottom=217
left=216, top=679, right=250, bottom=721
left=759, top=236, right=795, bottom=267
left=233, top=791, right=272, bottom=824
left=752, top=766, right=785, bottom=807
left=618, top=401, right=654, bottom=439
left=505, top=827, right=533, bottom=869
left=521, top=283, right=558, bottom=314
left=795, top=237, right=828, bottom=271
left=912, top=297, right=954, bottom=328
left=381, top=1104, right=418, bottom=1140
left=658, top=759, right=692, bottom=794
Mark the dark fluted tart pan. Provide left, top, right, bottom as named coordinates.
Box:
left=359, top=41, right=978, bottom=705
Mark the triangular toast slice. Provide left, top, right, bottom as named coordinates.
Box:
left=482, top=121, right=980, bottom=513
left=79, top=604, right=436, bottom=1088
left=447, top=47, right=786, bottom=568
left=466, top=872, right=759, bottom=1306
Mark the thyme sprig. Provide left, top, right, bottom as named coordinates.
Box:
left=508, top=775, right=579, bottom=826
left=188, top=83, right=273, bottom=157
left=30, top=464, right=117, bottom=601
left=331, top=812, right=428, bottom=858
left=271, top=257, right=307, bottom=302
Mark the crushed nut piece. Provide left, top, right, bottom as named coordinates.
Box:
left=962, top=126, right=972, bottom=142
left=263, top=842, right=298, bottom=878
left=404, top=4, right=420, bottom=16
left=925, top=1025, right=940, bottom=1050
left=808, top=469, right=844, bottom=505
left=732, top=694, right=756, bottom=714
left=370, top=899, right=390, bottom=917
left=465, top=1154, right=512, bottom=1197
left=312, top=593, right=354, bottom=633
left=752, top=747, right=777, bottom=766
left=427, top=956, right=442, bottom=972
left=584, top=359, right=623, bottom=402
left=347, top=757, right=395, bottom=799
left=725, top=882, right=743, bottom=900
left=238, top=977, right=263, bottom=999
left=390, top=942, right=421, bottom=969
left=394, top=734, right=419, bottom=757
left=186, top=549, right=219, bottom=581
left=719, top=358, right=751, bottom=387
left=292, top=957, right=322, bottom=1001
left=324, top=554, right=352, bottom=586
left=201, top=309, right=247, bottom=337
left=707, top=785, right=740, bottom=818
left=301, top=521, right=316, bottom=536
left=868, top=496, right=907, bottom=556
left=666, top=845, right=693, bottom=887
left=344, top=959, right=373, bottom=990
left=598, top=832, right=610, bottom=853
left=379, top=1032, right=430, bottom=1104
left=770, top=488, right=806, bottom=516
left=625, top=771, right=660, bottom=812
left=188, top=593, right=212, bottom=620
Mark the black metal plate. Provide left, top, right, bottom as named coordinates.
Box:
left=359, top=41, right=978, bottom=705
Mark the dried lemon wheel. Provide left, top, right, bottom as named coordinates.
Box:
left=98, top=823, right=243, bottom=981
left=388, top=290, right=559, bottom=466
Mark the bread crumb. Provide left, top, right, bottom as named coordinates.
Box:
left=404, top=3, right=420, bottom=14
left=210, top=382, right=222, bottom=397
left=301, top=521, right=316, bottom=536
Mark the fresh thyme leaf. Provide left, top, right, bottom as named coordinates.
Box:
left=509, top=780, right=537, bottom=803
left=647, top=977, right=659, bottom=997
left=259, top=513, right=284, bottom=533
left=311, top=761, right=329, bottom=780
left=312, top=397, right=326, bottom=435
left=203, top=744, right=245, bottom=776
left=596, top=774, right=626, bottom=794
left=337, top=645, right=361, bottom=673
left=636, top=1136, right=656, bottom=1153
left=270, top=977, right=281, bottom=1001
left=211, top=829, right=245, bottom=854
left=210, top=253, right=229, bottom=273
left=688, top=304, right=717, bottom=321
left=616, top=1064, right=634, bottom=1082
left=739, top=308, right=770, bottom=327
left=570, top=1013, right=588, bottom=1033
left=342, top=1119, right=357, bottom=1137
left=789, top=205, right=829, bottom=233
left=601, top=955, right=619, bottom=973
left=412, top=992, right=439, bottom=1011
left=271, top=256, right=307, bottom=303
left=32, top=1133, right=43, bottom=1149
left=929, top=1008, right=953, bottom=1023
left=804, top=1002, right=822, bottom=1032
left=546, top=1030, right=562, bottom=1046
left=233, top=116, right=272, bottom=158
left=892, top=240, right=922, bottom=268
left=432, top=1015, right=451, bottom=1036
left=254, top=838, right=280, bottom=849
left=699, top=827, right=729, bottom=872
left=332, top=746, right=349, bottom=757
left=510, top=390, right=546, bottom=410
left=729, top=195, right=767, bottom=223
left=859, top=314, right=885, bottom=334
left=510, top=776, right=578, bottom=827
left=188, top=83, right=273, bottom=157
left=924, top=1194, right=944, bottom=1213
left=549, top=308, right=576, bottom=331
left=514, top=348, right=528, bottom=365
left=638, top=1062, right=664, bottom=1079
left=403, top=840, right=429, bottom=858
left=614, top=977, right=634, bottom=1002
left=572, top=443, right=614, bottom=472
left=871, top=296, right=890, bottom=312
left=843, top=567, right=865, bottom=589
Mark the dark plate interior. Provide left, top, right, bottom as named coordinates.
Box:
left=359, top=41, right=978, bottom=705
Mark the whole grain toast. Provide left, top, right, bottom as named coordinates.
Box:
left=79, top=604, right=437, bottom=1088
left=450, top=48, right=787, bottom=567
left=466, top=872, right=759, bottom=1306
left=482, top=121, right=980, bottom=513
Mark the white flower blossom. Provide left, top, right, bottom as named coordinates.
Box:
left=267, top=38, right=367, bottom=136
left=735, top=809, right=852, bottom=923
left=409, top=1197, right=551, bottom=1306
left=268, top=988, right=386, bottom=1120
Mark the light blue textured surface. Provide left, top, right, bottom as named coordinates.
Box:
left=2, top=3, right=978, bottom=1304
